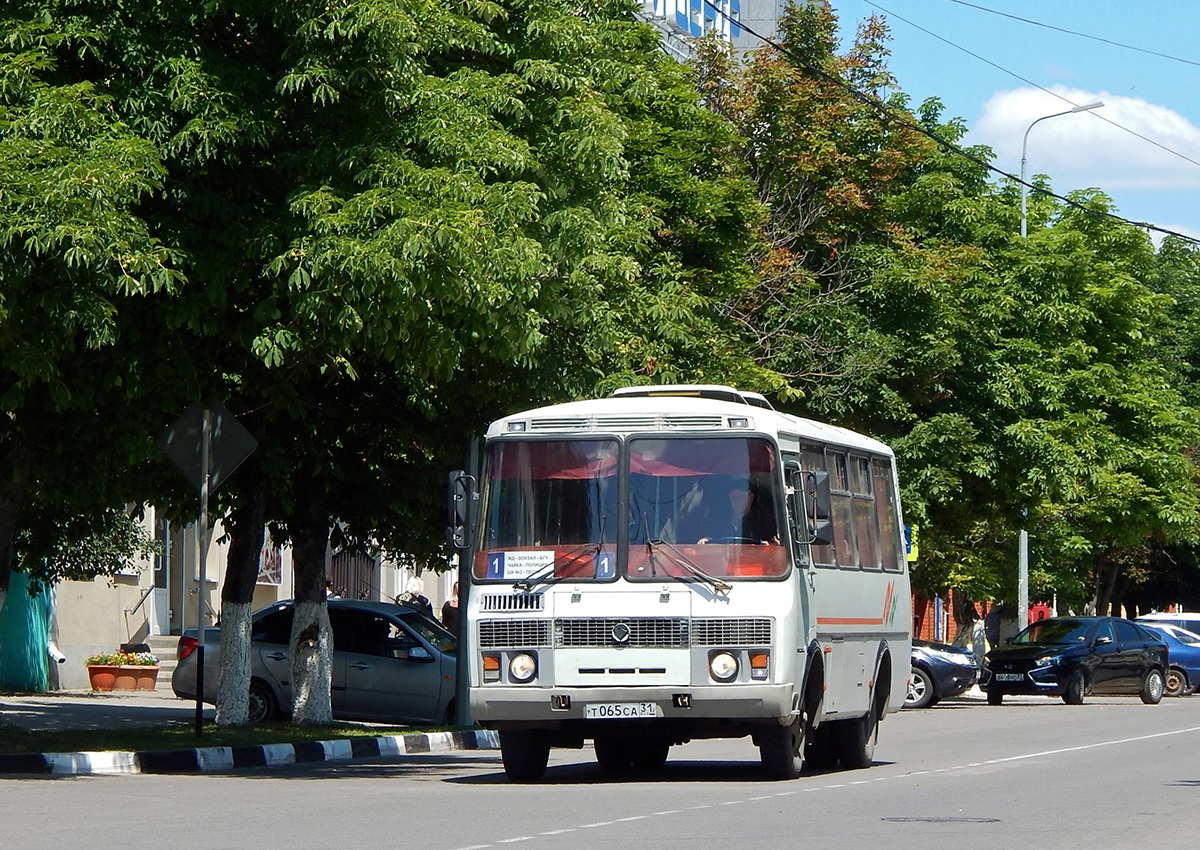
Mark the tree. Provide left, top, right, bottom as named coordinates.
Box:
left=6, top=0, right=759, bottom=724
left=0, top=14, right=186, bottom=618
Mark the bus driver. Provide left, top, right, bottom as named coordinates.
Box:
left=696, top=479, right=778, bottom=544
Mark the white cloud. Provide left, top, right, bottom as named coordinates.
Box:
left=968, top=86, right=1200, bottom=192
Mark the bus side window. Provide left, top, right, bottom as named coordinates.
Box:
left=801, top=446, right=835, bottom=565
left=829, top=451, right=858, bottom=568
left=872, top=456, right=904, bottom=571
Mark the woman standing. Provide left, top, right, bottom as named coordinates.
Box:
left=441, top=582, right=460, bottom=637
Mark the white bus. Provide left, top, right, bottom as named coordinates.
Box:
left=448, top=385, right=912, bottom=781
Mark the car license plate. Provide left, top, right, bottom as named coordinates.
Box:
left=585, top=702, right=657, bottom=719
left=995, top=673, right=1024, bottom=682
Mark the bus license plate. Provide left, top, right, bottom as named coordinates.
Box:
left=995, top=673, right=1024, bottom=682
left=585, top=702, right=657, bottom=719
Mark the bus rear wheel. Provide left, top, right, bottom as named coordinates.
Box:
left=759, top=718, right=804, bottom=780
left=593, top=734, right=633, bottom=773
left=835, top=704, right=879, bottom=769
left=499, top=729, right=550, bottom=783
left=632, top=739, right=670, bottom=773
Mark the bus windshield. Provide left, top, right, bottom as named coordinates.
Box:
left=475, top=439, right=619, bottom=582
left=626, top=436, right=788, bottom=581
left=474, top=435, right=788, bottom=582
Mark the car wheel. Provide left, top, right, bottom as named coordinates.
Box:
left=247, top=679, right=279, bottom=723
left=1141, top=668, right=1165, bottom=705
left=1164, top=667, right=1188, bottom=698
left=1063, top=669, right=1086, bottom=705
left=905, top=665, right=935, bottom=709
left=986, top=690, right=1003, bottom=705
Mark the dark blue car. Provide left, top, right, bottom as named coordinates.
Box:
left=1139, top=623, right=1200, bottom=697
left=906, top=639, right=978, bottom=709
left=981, top=616, right=1168, bottom=705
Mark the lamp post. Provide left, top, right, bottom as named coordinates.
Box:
left=1015, top=100, right=1101, bottom=629
left=1019, top=100, right=1103, bottom=237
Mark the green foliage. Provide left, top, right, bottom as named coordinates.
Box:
left=19, top=508, right=161, bottom=595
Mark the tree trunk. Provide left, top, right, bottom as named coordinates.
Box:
left=215, top=456, right=266, bottom=726
left=288, top=485, right=332, bottom=725
left=0, top=438, right=35, bottom=617
left=1093, top=552, right=1119, bottom=616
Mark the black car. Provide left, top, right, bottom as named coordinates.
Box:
left=906, top=639, right=979, bottom=709
left=980, top=616, right=1168, bottom=706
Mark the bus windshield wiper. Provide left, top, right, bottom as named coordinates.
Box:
left=646, top=539, right=731, bottom=594
left=513, top=542, right=602, bottom=593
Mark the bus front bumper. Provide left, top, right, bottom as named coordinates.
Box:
left=470, top=682, right=797, bottom=723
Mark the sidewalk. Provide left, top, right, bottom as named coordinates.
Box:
left=0, top=688, right=497, bottom=776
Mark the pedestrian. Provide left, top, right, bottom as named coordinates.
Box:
left=399, top=575, right=434, bottom=619
left=441, top=581, right=461, bottom=637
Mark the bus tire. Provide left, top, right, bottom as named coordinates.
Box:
left=593, top=734, right=633, bottom=773
left=803, top=722, right=838, bottom=770
left=759, top=718, right=804, bottom=780
left=499, top=729, right=550, bottom=783
left=631, top=739, right=670, bottom=772
left=835, top=696, right=880, bottom=770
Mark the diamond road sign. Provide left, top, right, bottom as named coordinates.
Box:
left=158, top=402, right=257, bottom=494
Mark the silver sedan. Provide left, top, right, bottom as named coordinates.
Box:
left=171, top=598, right=457, bottom=725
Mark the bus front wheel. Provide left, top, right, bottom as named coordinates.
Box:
left=499, top=729, right=550, bottom=783
left=759, top=718, right=804, bottom=780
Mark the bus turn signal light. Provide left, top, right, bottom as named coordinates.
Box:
left=750, top=652, right=769, bottom=680
left=482, top=654, right=501, bottom=683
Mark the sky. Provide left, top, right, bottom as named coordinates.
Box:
left=824, top=0, right=1200, bottom=243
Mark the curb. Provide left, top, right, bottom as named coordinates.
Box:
left=0, top=729, right=499, bottom=776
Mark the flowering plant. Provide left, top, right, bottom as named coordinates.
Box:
left=85, top=650, right=159, bottom=666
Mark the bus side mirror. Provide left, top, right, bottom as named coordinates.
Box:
left=806, top=470, right=832, bottom=520
left=447, top=470, right=473, bottom=550
left=804, top=470, right=834, bottom=546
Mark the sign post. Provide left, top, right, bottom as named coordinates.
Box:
left=158, top=402, right=257, bottom=736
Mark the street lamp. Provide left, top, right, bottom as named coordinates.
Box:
left=1019, top=100, right=1103, bottom=237
left=1014, top=100, right=1101, bottom=629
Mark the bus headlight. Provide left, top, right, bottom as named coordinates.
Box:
left=709, top=651, right=739, bottom=682
left=509, top=652, right=538, bottom=683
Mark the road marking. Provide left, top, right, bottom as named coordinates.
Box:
left=447, top=725, right=1200, bottom=850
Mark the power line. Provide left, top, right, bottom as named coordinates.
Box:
left=866, top=1, right=1200, bottom=174
left=945, top=0, right=1200, bottom=69
left=693, top=0, right=1200, bottom=246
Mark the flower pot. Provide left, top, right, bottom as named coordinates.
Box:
left=87, top=665, right=119, bottom=692
left=87, top=664, right=159, bottom=692
left=132, top=666, right=159, bottom=691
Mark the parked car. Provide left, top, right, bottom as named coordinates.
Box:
left=1138, top=622, right=1200, bottom=697
left=905, top=639, right=978, bottom=709
left=1137, top=612, right=1200, bottom=634
left=172, top=598, right=457, bottom=724
left=980, top=616, right=1167, bottom=706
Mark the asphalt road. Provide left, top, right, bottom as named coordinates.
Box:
left=4, top=692, right=1198, bottom=850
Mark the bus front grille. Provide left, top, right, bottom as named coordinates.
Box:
left=477, top=619, right=551, bottom=648
left=691, top=618, right=773, bottom=645
left=479, top=593, right=545, bottom=612
left=555, top=618, right=690, bottom=648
